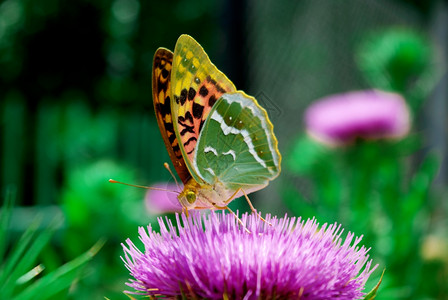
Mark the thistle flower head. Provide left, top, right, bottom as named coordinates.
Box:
left=305, top=90, right=410, bottom=146
left=122, top=212, right=377, bottom=299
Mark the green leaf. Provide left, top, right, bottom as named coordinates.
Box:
left=363, top=269, right=385, bottom=300
left=7, top=218, right=60, bottom=289
left=16, top=264, right=45, bottom=285
left=0, top=217, right=42, bottom=297
left=0, top=195, right=103, bottom=299
left=14, top=239, right=104, bottom=300
left=0, top=187, right=15, bottom=261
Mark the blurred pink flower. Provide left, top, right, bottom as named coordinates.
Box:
left=305, top=90, right=410, bottom=146
left=145, top=183, right=183, bottom=214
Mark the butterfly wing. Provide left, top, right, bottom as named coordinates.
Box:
left=170, top=34, right=237, bottom=183
left=152, top=48, right=191, bottom=184
left=194, top=91, right=281, bottom=193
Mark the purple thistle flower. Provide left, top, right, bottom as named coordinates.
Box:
left=305, top=90, right=410, bottom=146
left=122, top=212, right=377, bottom=299
left=144, top=183, right=183, bottom=214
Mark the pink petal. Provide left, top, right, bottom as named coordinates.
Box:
left=305, top=90, right=410, bottom=146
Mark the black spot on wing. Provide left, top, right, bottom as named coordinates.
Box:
left=206, top=75, right=217, bottom=85
left=184, top=137, right=197, bottom=146
left=215, top=84, right=226, bottom=94
left=168, top=132, right=176, bottom=143
left=206, top=75, right=226, bottom=93
left=161, top=68, right=169, bottom=79
left=154, top=56, right=160, bottom=65
left=199, top=119, right=205, bottom=132
left=185, top=111, right=193, bottom=123
left=172, top=145, right=182, bottom=158
left=164, top=121, right=174, bottom=132
left=192, top=102, right=204, bottom=119
left=188, top=87, right=196, bottom=100
left=178, top=115, right=195, bottom=136
left=180, top=126, right=195, bottom=136
left=156, top=97, right=171, bottom=117
left=208, top=95, right=217, bottom=107
left=180, top=89, right=188, bottom=105
left=199, top=86, right=209, bottom=97
left=157, top=79, right=168, bottom=92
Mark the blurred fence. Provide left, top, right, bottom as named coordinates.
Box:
left=0, top=0, right=447, bottom=208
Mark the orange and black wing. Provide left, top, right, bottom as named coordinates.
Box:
left=152, top=48, right=191, bottom=184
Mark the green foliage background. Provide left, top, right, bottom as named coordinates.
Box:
left=0, top=0, right=447, bottom=299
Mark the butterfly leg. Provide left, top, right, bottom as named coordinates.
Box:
left=224, top=206, right=250, bottom=234
left=223, top=188, right=241, bottom=205
left=241, top=189, right=271, bottom=226
left=183, top=206, right=190, bottom=217
left=212, top=203, right=250, bottom=234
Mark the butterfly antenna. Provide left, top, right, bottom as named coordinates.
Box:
left=108, top=179, right=180, bottom=194
left=163, top=162, right=181, bottom=191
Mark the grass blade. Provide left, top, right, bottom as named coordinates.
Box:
left=0, top=187, right=16, bottom=261
left=14, top=239, right=105, bottom=300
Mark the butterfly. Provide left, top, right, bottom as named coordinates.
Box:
left=152, top=34, right=281, bottom=210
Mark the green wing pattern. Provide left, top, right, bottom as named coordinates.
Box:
left=171, top=34, right=236, bottom=184
left=193, top=92, right=281, bottom=191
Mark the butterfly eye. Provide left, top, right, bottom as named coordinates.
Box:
left=186, top=191, right=196, bottom=204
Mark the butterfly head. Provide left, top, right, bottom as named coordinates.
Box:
left=184, top=190, right=197, bottom=204
left=178, top=178, right=231, bottom=210
left=178, top=177, right=228, bottom=210
left=178, top=187, right=201, bottom=209
left=178, top=179, right=201, bottom=209
left=179, top=190, right=197, bottom=207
